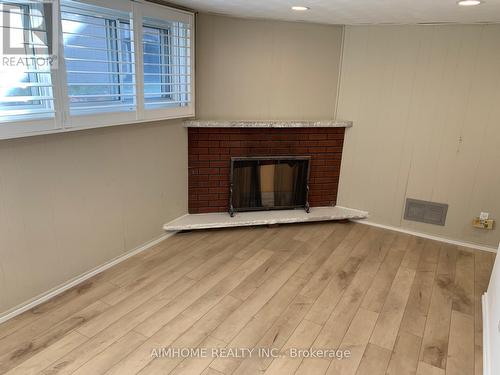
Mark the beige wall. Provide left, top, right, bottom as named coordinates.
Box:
left=0, top=120, right=187, bottom=314
left=0, top=13, right=343, bottom=317
left=4, top=17, right=497, bottom=318
left=195, top=13, right=343, bottom=120
left=337, top=24, right=500, bottom=248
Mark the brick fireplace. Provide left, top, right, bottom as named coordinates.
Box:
left=187, top=121, right=350, bottom=214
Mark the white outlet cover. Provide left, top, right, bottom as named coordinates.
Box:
left=480, top=212, right=489, bottom=221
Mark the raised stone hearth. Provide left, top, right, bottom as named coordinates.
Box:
left=163, top=120, right=368, bottom=230
left=164, top=206, right=368, bottom=231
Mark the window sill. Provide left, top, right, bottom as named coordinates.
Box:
left=0, top=110, right=194, bottom=141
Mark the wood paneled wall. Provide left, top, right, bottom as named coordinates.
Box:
left=0, top=120, right=188, bottom=315
left=337, top=24, right=500, bottom=248
left=195, top=13, right=343, bottom=121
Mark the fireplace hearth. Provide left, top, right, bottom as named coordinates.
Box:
left=164, top=120, right=369, bottom=231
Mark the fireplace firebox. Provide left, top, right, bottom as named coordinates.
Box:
left=229, top=156, right=311, bottom=217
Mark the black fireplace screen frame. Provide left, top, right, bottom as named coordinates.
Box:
left=229, top=156, right=311, bottom=217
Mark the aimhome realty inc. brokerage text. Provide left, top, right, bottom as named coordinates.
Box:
left=151, top=347, right=352, bottom=360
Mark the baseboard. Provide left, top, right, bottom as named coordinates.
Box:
left=482, top=292, right=491, bottom=375
left=352, top=219, right=497, bottom=253
left=0, top=231, right=176, bottom=325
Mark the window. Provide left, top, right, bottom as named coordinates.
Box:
left=138, top=3, right=193, bottom=120
left=0, top=0, right=194, bottom=139
left=0, top=1, right=55, bottom=123
left=61, top=1, right=135, bottom=116
left=142, top=18, right=191, bottom=110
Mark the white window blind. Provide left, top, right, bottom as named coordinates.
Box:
left=0, top=0, right=194, bottom=140
left=142, top=17, right=191, bottom=110
left=61, top=0, right=135, bottom=116
left=0, top=1, right=55, bottom=123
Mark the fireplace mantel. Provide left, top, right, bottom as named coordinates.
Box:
left=184, top=120, right=353, bottom=128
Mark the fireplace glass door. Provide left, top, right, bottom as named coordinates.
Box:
left=230, top=156, right=310, bottom=215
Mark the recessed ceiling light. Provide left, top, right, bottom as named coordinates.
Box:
left=291, top=6, right=309, bottom=11
left=457, top=0, right=483, bottom=6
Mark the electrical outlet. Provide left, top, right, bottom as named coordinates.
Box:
left=472, top=217, right=495, bottom=230
left=480, top=212, right=489, bottom=221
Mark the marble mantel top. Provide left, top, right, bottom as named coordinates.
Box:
left=184, top=120, right=353, bottom=128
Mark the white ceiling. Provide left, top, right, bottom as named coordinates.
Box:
left=169, top=0, right=500, bottom=25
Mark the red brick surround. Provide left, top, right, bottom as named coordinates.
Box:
left=188, top=127, right=345, bottom=214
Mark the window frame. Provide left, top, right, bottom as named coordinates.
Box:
left=142, top=23, right=173, bottom=104
left=0, top=3, right=52, bottom=113
left=60, top=0, right=138, bottom=130
left=0, top=1, right=60, bottom=137
left=134, top=1, right=195, bottom=122
left=0, top=0, right=195, bottom=140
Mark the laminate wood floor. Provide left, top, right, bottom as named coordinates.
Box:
left=0, top=222, right=495, bottom=375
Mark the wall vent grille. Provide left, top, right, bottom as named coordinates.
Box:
left=404, top=198, right=448, bottom=226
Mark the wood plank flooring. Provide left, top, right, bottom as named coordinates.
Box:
left=0, top=222, right=495, bottom=375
